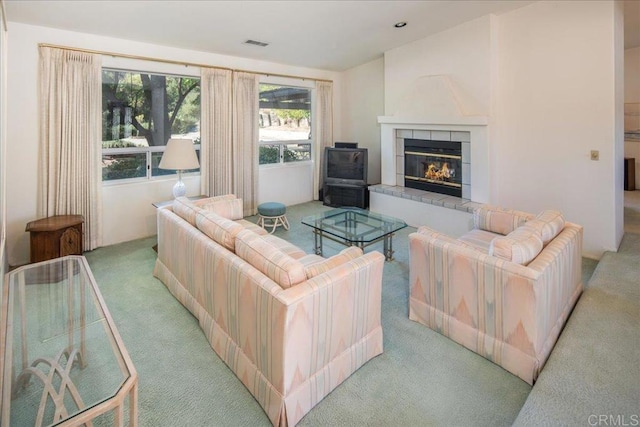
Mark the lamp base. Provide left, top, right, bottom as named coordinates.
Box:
left=172, top=178, right=186, bottom=198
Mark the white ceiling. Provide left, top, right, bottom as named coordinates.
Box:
left=3, top=1, right=640, bottom=72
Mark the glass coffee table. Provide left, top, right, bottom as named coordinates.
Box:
left=1, top=256, right=138, bottom=426
left=302, top=207, right=407, bottom=261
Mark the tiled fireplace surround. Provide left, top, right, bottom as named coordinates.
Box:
left=370, top=120, right=489, bottom=233
left=395, top=129, right=471, bottom=200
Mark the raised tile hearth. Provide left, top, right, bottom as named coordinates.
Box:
left=368, top=184, right=482, bottom=213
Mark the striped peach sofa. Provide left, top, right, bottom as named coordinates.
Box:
left=409, top=205, right=583, bottom=384
left=153, top=196, right=384, bottom=426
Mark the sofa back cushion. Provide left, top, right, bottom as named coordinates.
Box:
left=196, top=197, right=243, bottom=220
left=473, top=205, right=534, bottom=235
left=304, top=247, right=363, bottom=279
left=235, top=229, right=306, bottom=289
left=489, top=226, right=543, bottom=265
left=195, top=210, right=244, bottom=251
left=525, top=210, right=565, bottom=245
left=172, top=197, right=204, bottom=225
left=173, top=195, right=237, bottom=225
left=193, top=194, right=236, bottom=207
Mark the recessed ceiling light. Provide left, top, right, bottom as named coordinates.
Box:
left=394, top=22, right=407, bottom=28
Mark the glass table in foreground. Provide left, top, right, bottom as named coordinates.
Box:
left=301, top=207, right=407, bottom=261
left=1, top=255, right=138, bottom=427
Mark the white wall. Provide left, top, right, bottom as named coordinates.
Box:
left=384, top=15, right=492, bottom=117
left=614, top=0, right=625, bottom=246
left=6, top=22, right=340, bottom=266
left=0, top=6, right=7, bottom=278
left=625, top=47, right=640, bottom=102
left=258, top=163, right=313, bottom=206
left=495, top=0, right=622, bottom=258
left=339, top=57, right=385, bottom=184
left=624, top=47, right=640, bottom=189
left=379, top=1, right=621, bottom=258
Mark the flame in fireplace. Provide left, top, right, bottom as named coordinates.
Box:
left=425, top=162, right=453, bottom=182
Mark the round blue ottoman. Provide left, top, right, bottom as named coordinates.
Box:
left=257, top=202, right=290, bottom=233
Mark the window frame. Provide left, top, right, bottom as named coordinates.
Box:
left=101, top=144, right=201, bottom=185
left=100, top=67, right=201, bottom=184
left=258, top=79, right=314, bottom=168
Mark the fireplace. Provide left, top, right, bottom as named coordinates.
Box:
left=404, top=138, right=462, bottom=197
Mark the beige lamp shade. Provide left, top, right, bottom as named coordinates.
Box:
left=159, top=138, right=199, bottom=198
left=159, top=139, right=200, bottom=170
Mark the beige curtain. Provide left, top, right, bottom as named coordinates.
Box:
left=200, top=67, right=232, bottom=197
left=314, top=80, right=333, bottom=200
left=38, top=47, right=102, bottom=250
left=232, top=72, right=259, bottom=216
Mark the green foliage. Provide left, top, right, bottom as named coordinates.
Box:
left=102, top=157, right=146, bottom=181
left=102, top=70, right=200, bottom=146
left=259, top=144, right=311, bottom=164
left=283, top=148, right=299, bottom=162
left=275, top=109, right=310, bottom=122
left=259, top=145, right=280, bottom=165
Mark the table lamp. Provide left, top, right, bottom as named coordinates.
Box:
left=159, top=138, right=200, bottom=198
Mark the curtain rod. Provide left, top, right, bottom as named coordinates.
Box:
left=38, top=43, right=333, bottom=83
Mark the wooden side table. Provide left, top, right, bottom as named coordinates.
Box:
left=25, top=215, right=84, bottom=263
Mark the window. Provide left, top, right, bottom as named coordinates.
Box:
left=101, top=69, right=201, bottom=182
left=259, top=84, right=311, bottom=165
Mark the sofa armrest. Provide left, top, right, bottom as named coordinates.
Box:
left=276, top=251, right=385, bottom=396
left=526, top=222, right=583, bottom=350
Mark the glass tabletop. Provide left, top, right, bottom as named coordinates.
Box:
left=301, top=207, right=407, bottom=244
left=1, top=256, right=134, bottom=426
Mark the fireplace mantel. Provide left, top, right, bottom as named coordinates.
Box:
left=377, top=115, right=488, bottom=126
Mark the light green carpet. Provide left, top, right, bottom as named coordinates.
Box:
left=514, top=233, right=640, bottom=426
left=84, top=201, right=601, bottom=426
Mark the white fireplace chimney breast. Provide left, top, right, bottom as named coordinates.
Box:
left=389, top=74, right=487, bottom=124
left=377, top=74, right=490, bottom=202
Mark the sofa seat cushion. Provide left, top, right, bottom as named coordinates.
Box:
left=489, top=226, right=543, bottom=265
left=304, top=247, right=363, bottom=279
left=473, top=205, right=534, bottom=235
left=195, top=210, right=244, bottom=252
left=235, top=229, right=306, bottom=289
left=457, top=229, right=499, bottom=254
left=261, top=235, right=307, bottom=259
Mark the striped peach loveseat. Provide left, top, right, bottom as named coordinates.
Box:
left=153, top=196, right=384, bottom=426
left=409, top=205, right=583, bottom=384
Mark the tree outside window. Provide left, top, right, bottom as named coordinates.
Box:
left=101, top=70, right=201, bottom=181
